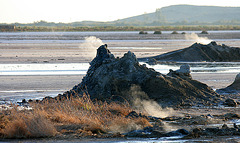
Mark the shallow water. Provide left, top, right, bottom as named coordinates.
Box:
left=0, top=63, right=89, bottom=75
left=0, top=62, right=240, bottom=76
left=0, top=89, right=65, bottom=103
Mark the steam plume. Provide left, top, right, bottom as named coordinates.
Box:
left=185, top=33, right=212, bottom=44
left=129, top=85, right=180, bottom=118
left=79, top=36, right=104, bottom=59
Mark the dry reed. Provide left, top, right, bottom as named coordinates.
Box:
left=0, top=94, right=151, bottom=139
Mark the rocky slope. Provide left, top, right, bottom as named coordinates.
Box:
left=140, top=41, right=240, bottom=63
left=55, top=44, right=220, bottom=107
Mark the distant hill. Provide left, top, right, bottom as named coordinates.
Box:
left=114, top=5, right=240, bottom=25
left=2, top=5, right=240, bottom=27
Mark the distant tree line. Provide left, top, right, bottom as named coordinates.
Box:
left=0, top=25, right=237, bottom=32
left=0, top=25, right=16, bottom=32
left=2, top=18, right=240, bottom=29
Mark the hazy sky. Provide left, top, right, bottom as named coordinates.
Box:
left=1, top=0, right=240, bottom=23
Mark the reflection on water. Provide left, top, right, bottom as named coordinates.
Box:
left=0, top=62, right=240, bottom=76
left=146, top=62, right=240, bottom=74
left=0, top=90, right=64, bottom=103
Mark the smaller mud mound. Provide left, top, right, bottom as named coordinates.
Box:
left=217, top=73, right=240, bottom=95
left=141, top=41, right=240, bottom=63
left=56, top=44, right=221, bottom=107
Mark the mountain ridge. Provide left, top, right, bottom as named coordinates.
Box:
left=114, top=4, right=240, bottom=25
left=2, top=5, right=240, bottom=27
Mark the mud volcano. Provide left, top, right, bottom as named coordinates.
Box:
left=57, top=44, right=220, bottom=107
left=141, top=41, right=240, bottom=63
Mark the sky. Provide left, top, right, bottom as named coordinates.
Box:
left=1, top=0, right=240, bottom=24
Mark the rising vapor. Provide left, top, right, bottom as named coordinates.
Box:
left=185, top=33, right=212, bottom=44
left=79, top=36, right=104, bottom=59
left=129, top=85, right=181, bottom=118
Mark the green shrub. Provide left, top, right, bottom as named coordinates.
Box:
left=200, top=30, right=208, bottom=34
left=153, top=31, right=162, bottom=34
left=139, top=31, right=148, bottom=34
left=171, top=31, right=178, bottom=34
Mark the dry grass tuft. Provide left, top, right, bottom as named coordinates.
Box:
left=0, top=94, right=151, bottom=139
left=1, top=108, right=56, bottom=138
left=3, top=117, right=28, bottom=138
left=24, top=114, right=57, bottom=138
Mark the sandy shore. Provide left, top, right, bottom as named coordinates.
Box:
left=0, top=75, right=84, bottom=101
left=0, top=42, right=178, bottom=64
left=0, top=75, right=83, bottom=91
left=192, top=73, right=236, bottom=89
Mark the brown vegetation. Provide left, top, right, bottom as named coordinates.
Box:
left=0, top=94, right=151, bottom=139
